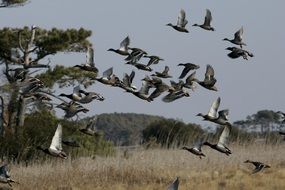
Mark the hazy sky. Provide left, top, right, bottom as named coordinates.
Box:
left=1, top=0, right=285, bottom=127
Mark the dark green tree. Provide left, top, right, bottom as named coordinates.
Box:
left=0, top=26, right=94, bottom=137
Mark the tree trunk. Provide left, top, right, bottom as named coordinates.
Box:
left=16, top=95, right=26, bottom=128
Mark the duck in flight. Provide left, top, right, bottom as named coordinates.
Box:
left=167, top=9, right=189, bottom=33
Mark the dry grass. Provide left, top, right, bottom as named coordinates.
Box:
left=2, top=144, right=285, bottom=190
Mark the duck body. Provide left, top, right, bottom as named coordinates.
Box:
left=203, top=142, right=232, bottom=156
left=182, top=146, right=205, bottom=159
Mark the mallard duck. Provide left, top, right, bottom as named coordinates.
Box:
left=167, top=9, right=189, bottom=33
left=197, top=97, right=232, bottom=126
left=56, top=101, right=89, bottom=118
left=193, top=9, right=215, bottom=31
left=37, top=124, right=67, bottom=159
left=244, top=160, right=270, bottom=174
left=0, top=164, right=18, bottom=187
left=195, top=64, right=217, bottom=91
left=178, top=63, right=200, bottom=79
left=126, top=61, right=153, bottom=72
left=80, top=117, right=99, bottom=136
left=223, top=27, right=246, bottom=48
left=74, top=45, right=98, bottom=73
left=96, top=67, right=119, bottom=86
left=167, top=177, right=179, bottom=190
left=59, top=85, right=82, bottom=101
left=203, top=125, right=232, bottom=156
left=162, top=89, right=189, bottom=103
left=125, top=48, right=147, bottom=63
left=151, top=66, right=172, bottom=78
left=78, top=89, right=105, bottom=103
left=183, top=71, right=197, bottom=91
left=132, top=81, right=152, bottom=102
left=148, top=77, right=175, bottom=101
left=144, top=55, right=164, bottom=66
left=226, top=47, right=253, bottom=60
left=120, top=70, right=137, bottom=93
left=108, top=36, right=130, bottom=56
left=182, top=139, right=206, bottom=159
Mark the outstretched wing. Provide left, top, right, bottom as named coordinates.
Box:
left=217, top=125, right=231, bottom=147
left=234, top=27, right=243, bottom=42
left=207, top=97, right=220, bottom=118
left=119, top=36, right=130, bottom=51
left=177, top=9, right=188, bottom=27
left=102, top=67, right=113, bottom=79
left=218, top=109, right=229, bottom=121
left=204, top=9, right=212, bottom=26
left=50, top=124, right=63, bottom=151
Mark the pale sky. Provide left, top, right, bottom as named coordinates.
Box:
left=1, top=0, right=285, bottom=127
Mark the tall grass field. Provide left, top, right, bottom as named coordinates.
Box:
left=1, top=144, right=285, bottom=190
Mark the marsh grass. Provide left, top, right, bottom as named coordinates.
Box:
left=2, top=144, right=285, bottom=190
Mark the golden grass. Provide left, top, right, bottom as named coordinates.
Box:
left=2, top=144, right=285, bottom=190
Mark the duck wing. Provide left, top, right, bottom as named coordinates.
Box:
left=102, top=67, right=113, bottom=79
left=204, top=64, right=215, bottom=83
left=179, top=65, right=191, bottom=79
left=119, top=36, right=130, bottom=52
left=185, top=71, right=196, bottom=84
left=218, top=109, right=229, bottom=121
left=168, top=177, right=179, bottom=190
left=177, top=9, right=188, bottom=27
left=50, top=124, right=63, bottom=152
left=207, top=97, right=220, bottom=118
left=217, top=125, right=231, bottom=148
left=162, top=66, right=170, bottom=75
left=252, top=163, right=264, bottom=174
left=204, top=9, right=212, bottom=26
left=234, top=27, right=243, bottom=42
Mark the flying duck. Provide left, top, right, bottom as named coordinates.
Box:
left=197, top=97, right=232, bottom=126
left=223, top=27, right=246, bottom=48
left=37, top=124, right=67, bottom=159
left=79, top=117, right=100, bottom=136
left=162, top=89, right=189, bottom=103
left=144, top=55, right=164, bottom=66
left=226, top=47, right=254, bottom=60
left=148, top=77, right=175, bottom=101
left=120, top=70, right=137, bottom=93
left=195, top=64, right=217, bottom=91
left=151, top=66, right=172, bottom=78
left=0, top=164, right=18, bottom=187
left=59, top=85, right=82, bottom=101
left=56, top=101, right=89, bottom=118
left=203, top=125, right=232, bottom=156
left=244, top=160, right=270, bottom=174
left=126, top=61, right=153, bottom=72
left=108, top=36, right=130, bottom=56
left=132, top=81, right=152, bottom=102
left=125, top=48, right=147, bottom=63
left=183, top=71, right=197, bottom=91
left=192, top=9, right=215, bottom=31
left=182, top=139, right=206, bottom=159
left=167, top=9, right=189, bottom=33
left=74, top=45, right=98, bottom=73
left=78, top=89, right=105, bottom=103
left=96, top=67, right=121, bottom=86
left=178, top=63, right=200, bottom=79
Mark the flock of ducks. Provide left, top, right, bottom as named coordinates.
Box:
left=0, top=7, right=277, bottom=190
